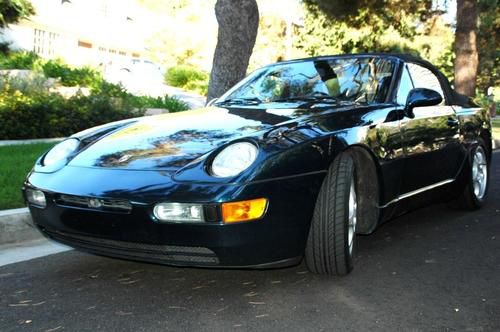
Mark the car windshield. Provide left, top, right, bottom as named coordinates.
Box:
left=218, top=57, right=395, bottom=105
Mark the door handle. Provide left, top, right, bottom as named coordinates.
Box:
left=447, top=118, right=459, bottom=127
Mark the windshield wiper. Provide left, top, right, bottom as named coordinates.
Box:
left=273, top=93, right=338, bottom=103
left=215, top=97, right=262, bottom=106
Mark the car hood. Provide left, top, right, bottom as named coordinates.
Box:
left=69, top=106, right=305, bottom=171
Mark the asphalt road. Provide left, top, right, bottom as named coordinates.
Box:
left=1, top=152, right=499, bottom=332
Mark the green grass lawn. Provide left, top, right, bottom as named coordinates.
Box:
left=0, top=143, right=55, bottom=210
left=493, top=118, right=500, bottom=139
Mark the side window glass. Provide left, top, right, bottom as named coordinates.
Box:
left=407, top=63, right=445, bottom=104
left=396, top=66, right=414, bottom=105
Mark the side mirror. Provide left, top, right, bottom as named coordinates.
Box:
left=405, top=88, right=443, bottom=117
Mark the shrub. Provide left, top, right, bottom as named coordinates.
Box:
left=0, top=58, right=193, bottom=139
left=0, top=74, right=142, bottom=139
left=0, top=76, right=189, bottom=139
left=0, top=90, right=144, bottom=139
left=164, top=65, right=208, bottom=95
left=0, top=50, right=40, bottom=69
left=0, top=72, right=51, bottom=95
left=90, top=80, right=129, bottom=98
left=41, top=59, right=103, bottom=88
left=130, top=95, right=189, bottom=113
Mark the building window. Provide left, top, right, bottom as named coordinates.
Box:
left=33, top=29, right=59, bottom=56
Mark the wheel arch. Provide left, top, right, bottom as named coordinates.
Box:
left=341, top=144, right=382, bottom=234
left=479, top=129, right=492, bottom=162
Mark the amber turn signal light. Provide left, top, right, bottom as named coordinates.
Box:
left=221, top=198, right=268, bottom=223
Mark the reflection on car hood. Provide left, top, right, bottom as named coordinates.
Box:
left=69, top=106, right=302, bottom=170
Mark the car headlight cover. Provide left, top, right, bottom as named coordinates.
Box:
left=43, top=138, right=80, bottom=166
left=211, top=142, right=258, bottom=177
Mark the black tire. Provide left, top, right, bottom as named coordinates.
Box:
left=456, top=144, right=490, bottom=210
left=305, top=152, right=358, bottom=276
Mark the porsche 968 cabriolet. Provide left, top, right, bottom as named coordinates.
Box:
left=23, top=54, right=492, bottom=275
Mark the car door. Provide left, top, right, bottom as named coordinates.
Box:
left=398, top=63, right=462, bottom=195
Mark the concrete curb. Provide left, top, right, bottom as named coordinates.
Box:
left=0, top=138, right=64, bottom=146
left=0, top=208, right=43, bottom=246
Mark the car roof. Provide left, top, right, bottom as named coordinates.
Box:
left=275, top=52, right=429, bottom=67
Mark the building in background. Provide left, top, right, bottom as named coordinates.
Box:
left=0, top=0, right=148, bottom=68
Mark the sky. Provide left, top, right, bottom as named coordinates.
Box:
left=436, top=0, right=457, bottom=24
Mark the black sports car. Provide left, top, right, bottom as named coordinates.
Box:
left=24, top=54, right=492, bottom=275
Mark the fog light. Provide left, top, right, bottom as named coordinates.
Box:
left=153, top=203, right=204, bottom=223
left=221, top=198, right=267, bottom=223
left=26, top=189, right=46, bottom=208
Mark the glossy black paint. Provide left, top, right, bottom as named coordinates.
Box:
left=24, top=54, right=492, bottom=268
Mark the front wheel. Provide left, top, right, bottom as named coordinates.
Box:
left=305, top=152, right=358, bottom=276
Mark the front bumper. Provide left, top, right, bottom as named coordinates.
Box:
left=25, top=166, right=324, bottom=268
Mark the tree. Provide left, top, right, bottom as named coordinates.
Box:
left=302, top=0, right=434, bottom=39
left=476, top=0, right=499, bottom=93
left=296, top=0, right=447, bottom=61
left=454, top=0, right=479, bottom=96
left=296, top=0, right=455, bottom=67
left=0, top=0, right=35, bottom=29
left=207, top=0, right=259, bottom=101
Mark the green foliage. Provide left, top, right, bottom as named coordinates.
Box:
left=296, top=6, right=418, bottom=56
left=165, top=65, right=207, bottom=86
left=164, top=65, right=209, bottom=95
left=0, top=50, right=40, bottom=69
left=474, top=90, right=500, bottom=116
left=0, top=71, right=50, bottom=95
left=90, top=80, right=129, bottom=98
left=302, top=0, right=434, bottom=39
left=41, top=58, right=103, bottom=88
left=0, top=52, right=104, bottom=88
left=130, top=95, right=189, bottom=112
left=299, top=0, right=495, bottom=94
left=477, top=0, right=499, bottom=93
left=0, top=73, right=189, bottom=139
left=90, top=80, right=189, bottom=112
left=0, top=142, right=55, bottom=209
left=0, top=89, right=142, bottom=139
left=493, top=120, right=500, bottom=138
left=296, top=3, right=455, bottom=85
left=0, top=0, right=35, bottom=28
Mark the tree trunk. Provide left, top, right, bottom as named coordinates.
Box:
left=453, top=0, right=478, bottom=96
left=207, top=0, right=259, bottom=102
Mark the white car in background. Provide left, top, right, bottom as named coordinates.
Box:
left=104, top=59, right=165, bottom=95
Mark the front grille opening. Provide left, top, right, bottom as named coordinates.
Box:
left=43, top=229, right=219, bottom=265
left=54, top=194, right=132, bottom=214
